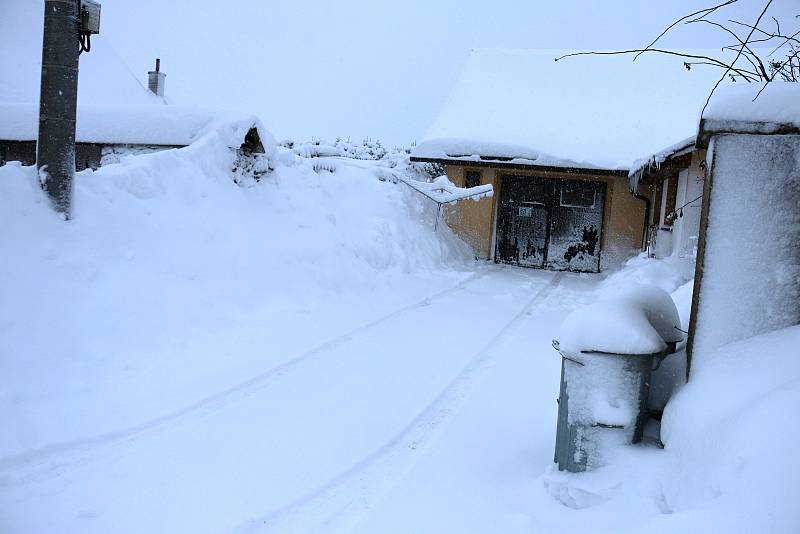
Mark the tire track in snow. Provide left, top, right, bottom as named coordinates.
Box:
left=232, top=272, right=565, bottom=534
left=0, top=266, right=500, bottom=474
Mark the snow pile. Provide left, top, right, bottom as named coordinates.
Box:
left=600, top=254, right=691, bottom=299
left=653, top=324, right=800, bottom=533
left=703, top=82, right=800, bottom=128
left=0, top=125, right=472, bottom=461
left=542, top=326, right=800, bottom=533
left=593, top=256, right=693, bottom=412
left=413, top=49, right=723, bottom=170
left=559, top=284, right=682, bottom=355
left=543, top=254, right=800, bottom=533
left=287, top=140, right=345, bottom=158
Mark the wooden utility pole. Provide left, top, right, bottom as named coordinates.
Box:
left=37, top=0, right=81, bottom=218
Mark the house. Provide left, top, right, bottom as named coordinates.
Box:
left=411, top=49, right=720, bottom=272
left=0, top=0, right=268, bottom=171
left=628, top=137, right=706, bottom=278
left=0, top=102, right=269, bottom=171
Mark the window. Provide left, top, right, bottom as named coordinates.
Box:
left=559, top=182, right=596, bottom=208
left=464, top=170, right=481, bottom=189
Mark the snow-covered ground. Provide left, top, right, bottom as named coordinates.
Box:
left=2, top=131, right=799, bottom=533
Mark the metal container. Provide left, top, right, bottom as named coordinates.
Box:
left=552, top=340, right=664, bottom=472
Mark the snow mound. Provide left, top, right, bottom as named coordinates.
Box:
left=0, top=124, right=472, bottom=459
left=653, top=324, right=800, bottom=533
left=559, top=284, right=682, bottom=355
left=600, top=254, right=689, bottom=297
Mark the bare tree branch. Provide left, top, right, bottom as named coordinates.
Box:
left=689, top=18, right=769, bottom=78
left=633, top=0, right=738, bottom=61
left=555, top=49, right=760, bottom=81
left=702, top=0, right=774, bottom=114
left=555, top=1, right=798, bottom=106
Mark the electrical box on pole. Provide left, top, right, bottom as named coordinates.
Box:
left=80, top=0, right=101, bottom=34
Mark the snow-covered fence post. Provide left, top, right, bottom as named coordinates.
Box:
left=687, top=85, right=800, bottom=377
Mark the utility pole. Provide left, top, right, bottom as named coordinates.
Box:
left=37, top=0, right=81, bottom=218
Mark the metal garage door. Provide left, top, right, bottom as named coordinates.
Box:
left=495, top=175, right=606, bottom=273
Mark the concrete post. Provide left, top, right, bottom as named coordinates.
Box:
left=37, top=0, right=81, bottom=218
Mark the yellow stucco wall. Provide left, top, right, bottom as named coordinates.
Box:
left=441, top=165, right=646, bottom=270
left=442, top=166, right=497, bottom=259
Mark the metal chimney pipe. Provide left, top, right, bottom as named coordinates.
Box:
left=148, top=58, right=166, bottom=98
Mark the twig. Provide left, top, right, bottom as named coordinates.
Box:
left=690, top=18, right=769, bottom=79
left=634, top=0, right=738, bottom=61
left=702, top=0, right=775, bottom=114
left=556, top=48, right=760, bottom=81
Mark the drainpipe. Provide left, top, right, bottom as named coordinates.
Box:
left=634, top=193, right=651, bottom=251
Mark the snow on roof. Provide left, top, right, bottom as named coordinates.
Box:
left=698, top=82, right=800, bottom=144
left=0, top=102, right=272, bottom=148
left=628, top=135, right=696, bottom=192
left=0, top=0, right=275, bottom=153
left=0, top=0, right=161, bottom=107
left=413, top=48, right=724, bottom=171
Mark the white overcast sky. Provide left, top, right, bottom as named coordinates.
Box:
left=102, top=0, right=797, bottom=145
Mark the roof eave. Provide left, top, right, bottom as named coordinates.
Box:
left=697, top=118, right=800, bottom=148
left=409, top=155, right=628, bottom=177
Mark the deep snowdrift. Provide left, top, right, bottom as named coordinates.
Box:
left=540, top=258, right=800, bottom=534
left=654, top=324, right=800, bottom=533
left=2, top=135, right=797, bottom=532
left=0, top=130, right=472, bottom=460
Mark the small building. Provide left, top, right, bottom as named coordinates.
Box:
left=0, top=102, right=269, bottom=171
left=411, top=49, right=719, bottom=272
left=628, top=138, right=706, bottom=277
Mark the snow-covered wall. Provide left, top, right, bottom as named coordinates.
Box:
left=692, top=133, right=800, bottom=363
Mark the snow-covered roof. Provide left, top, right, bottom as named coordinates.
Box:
left=0, top=102, right=270, bottom=148
left=628, top=135, right=696, bottom=192
left=413, top=48, right=723, bottom=171
left=0, top=0, right=274, bottom=152
left=698, top=82, right=800, bottom=146
left=0, top=0, right=161, bottom=107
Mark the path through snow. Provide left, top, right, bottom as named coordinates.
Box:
left=0, top=266, right=600, bottom=534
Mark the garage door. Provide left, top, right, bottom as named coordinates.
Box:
left=495, top=176, right=606, bottom=273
